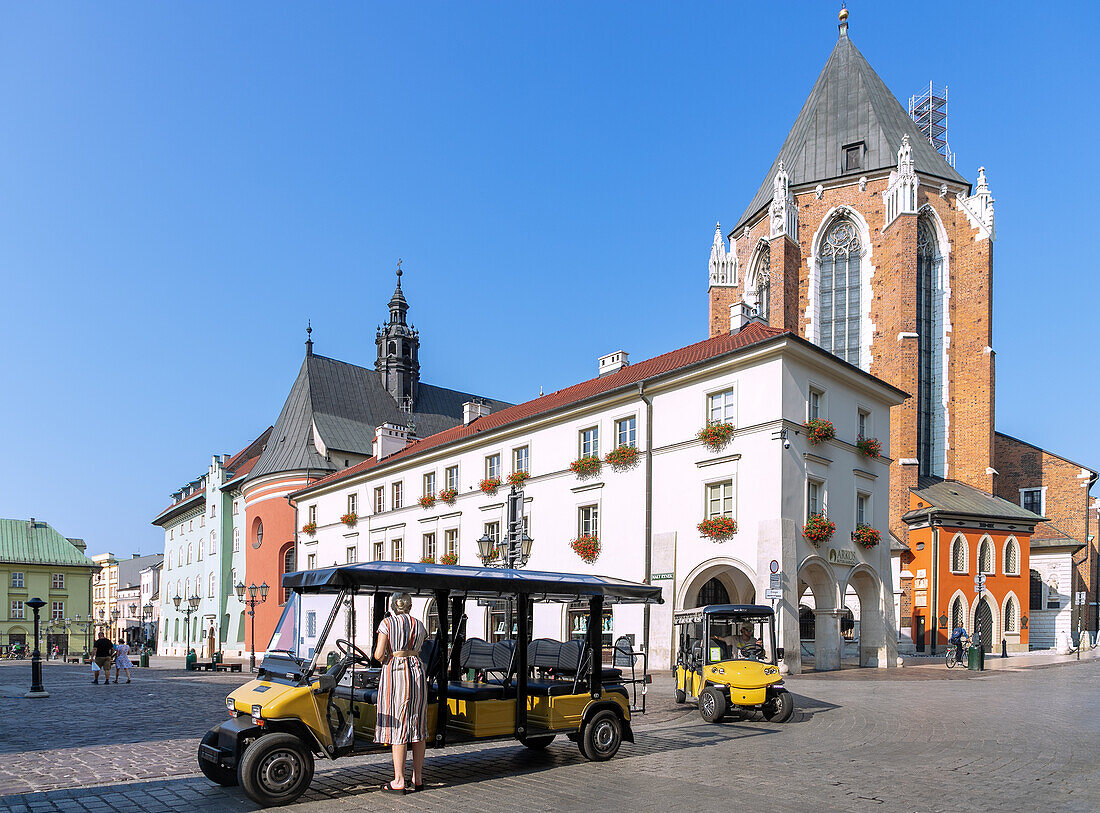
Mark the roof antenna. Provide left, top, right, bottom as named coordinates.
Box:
left=838, top=3, right=848, bottom=37
left=305, top=320, right=313, bottom=357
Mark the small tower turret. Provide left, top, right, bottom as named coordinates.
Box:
left=375, top=260, right=421, bottom=407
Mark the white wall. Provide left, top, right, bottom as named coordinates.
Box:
left=1029, top=550, right=1074, bottom=649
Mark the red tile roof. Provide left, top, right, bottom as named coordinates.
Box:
left=293, top=321, right=789, bottom=497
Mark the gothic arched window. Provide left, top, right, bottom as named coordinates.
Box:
left=749, top=243, right=771, bottom=322
left=1004, top=537, right=1019, bottom=576
left=950, top=535, right=966, bottom=573
left=916, top=216, right=946, bottom=477
left=950, top=595, right=965, bottom=632
left=280, top=544, right=296, bottom=604
left=817, top=217, right=861, bottom=365
left=978, top=537, right=993, bottom=575
left=1004, top=595, right=1018, bottom=633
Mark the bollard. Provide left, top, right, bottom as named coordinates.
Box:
left=1001, top=638, right=1008, bottom=658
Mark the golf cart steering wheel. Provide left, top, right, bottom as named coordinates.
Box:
left=335, top=639, right=370, bottom=665
left=740, top=642, right=765, bottom=660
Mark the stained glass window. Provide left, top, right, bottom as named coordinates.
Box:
left=817, top=218, right=861, bottom=365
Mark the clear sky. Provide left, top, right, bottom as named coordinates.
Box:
left=1, top=2, right=1096, bottom=557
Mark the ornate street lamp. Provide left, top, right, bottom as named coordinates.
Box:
left=175, top=593, right=201, bottom=662
left=474, top=485, right=533, bottom=640
left=143, top=603, right=154, bottom=648
left=236, top=581, right=269, bottom=672
left=24, top=597, right=48, bottom=698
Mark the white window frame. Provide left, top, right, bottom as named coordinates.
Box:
left=512, top=445, right=530, bottom=474
left=706, top=386, right=737, bottom=425
left=857, top=406, right=871, bottom=439
left=51, top=601, right=64, bottom=621
left=208, top=573, right=215, bottom=598
left=306, top=553, right=317, bottom=570
left=233, top=529, right=240, bottom=553
left=392, top=482, right=403, bottom=510
left=485, top=453, right=501, bottom=481
left=372, top=540, right=384, bottom=561
left=347, top=493, right=357, bottom=516
left=806, top=478, right=825, bottom=519
left=423, top=532, right=437, bottom=561
left=704, top=479, right=735, bottom=520
left=11, top=599, right=24, bottom=619
left=949, top=533, right=968, bottom=575
left=1019, top=487, right=1045, bottom=516
left=856, top=491, right=870, bottom=526
left=423, top=471, right=436, bottom=497
left=977, top=535, right=995, bottom=576
left=578, top=504, right=599, bottom=538
left=579, top=426, right=599, bottom=458
left=484, top=521, right=501, bottom=546
left=11, top=572, right=24, bottom=589
left=808, top=385, right=826, bottom=422
left=374, top=486, right=385, bottom=514
left=445, top=466, right=459, bottom=492
left=1003, top=536, right=1020, bottom=576
left=392, top=538, right=403, bottom=562
left=615, top=415, right=637, bottom=448
left=346, top=546, right=357, bottom=564
left=444, top=528, right=459, bottom=559
left=308, top=504, right=317, bottom=524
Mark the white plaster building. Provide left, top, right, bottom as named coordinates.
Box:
left=291, top=314, right=905, bottom=673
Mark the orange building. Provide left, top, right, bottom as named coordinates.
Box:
left=901, top=479, right=1042, bottom=653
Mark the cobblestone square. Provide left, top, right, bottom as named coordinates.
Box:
left=0, top=657, right=1097, bottom=812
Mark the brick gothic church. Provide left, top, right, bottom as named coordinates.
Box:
left=708, top=11, right=1097, bottom=649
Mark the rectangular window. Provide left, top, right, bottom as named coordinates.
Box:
left=423, top=532, right=437, bottom=561
left=231, top=567, right=237, bottom=586
left=484, top=521, right=501, bottom=547
left=513, top=446, right=529, bottom=474
left=844, top=143, right=862, bottom=172
left=346, top=546, right=357, bottom=564
left=423, top=472, right=436, bottom=497
left=308, top=505, right=316, bottom=524
left=706, top=481, right=734, bottom=519
left=189, top=520, right=194, bottom=531
left=857, top=492, right=869, bottom=526
left=10, top=600, right=24, bottom=619
left=197, top=542, right=203, bottom=561
left=374, top=486, right=385, bottom=513
left=373, top=541, right=384, bottom=561
left=445, top=466, right=459, bottom=491
left=11, top=572, right=23, bottom=588
left=616, top=416, right=637, bottom=448
left=233, top=529, right=240, bottom=553
left=210, top=535, right=216, bottom=554
left=1021, top=488, right=1043, bottom=516
left=444, top=529, right=459, bottom=559
left=306, top=554, right=316, bottom=570
left=233, top=501, right=239, bottom=515
left=392, top=538, right=403, bottom=561
left=809, top=388, right=823, bottom=421
left=807, top=479, right=823, bottom=518
left=486, top=454, right=501, bottom=481
left=200, top=515, right=205, bottom=527
left=580, top=427, right=599, bottom=458
left=392, top=482, right=403, bottom=510
left=858, top=409, right=870, bottom=439
left=578, top=504, right=599, bottom=538
left=347, top=493, right=357, bottom=516
left=707, top=390, right=736, bottom=424
left=51, top=601, right=64, bottom=621
left=208, top=573, right=215, bottom=598
left=210, top=502, right=216, bottom=518
left=306, top=611, right=317, bottom=638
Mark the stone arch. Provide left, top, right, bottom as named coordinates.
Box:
left=946, top=588, right=970, bottom=634
left=1001, top=590, right=1021, bottom=635
left=806, top=205, right=875, bottom=371
left=745, top=239, right=771, bottom=321
left=840, top=564, right=886, bottom=667
left=677, top=557, right=757, bottom=611
left=797, top=554, right=842, bottom=670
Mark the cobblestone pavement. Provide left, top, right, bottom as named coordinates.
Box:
left=0, top=659, right=1097, bottom=812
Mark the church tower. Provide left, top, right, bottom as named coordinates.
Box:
left=709, top=8, right=996, bottom=544
left=375, top=264, right=421, bottom=409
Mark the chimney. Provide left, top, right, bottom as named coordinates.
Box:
left=373, top=423, right=410, bottom=461
left=729, top=301, right=764, bottom=334
left=463, top=400, right=491, bottom=425
left=28, top=517, right=35, bottom=529
left=598, top=351, right=629, bottom=377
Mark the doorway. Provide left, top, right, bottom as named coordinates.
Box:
left=976, top=601, right=993, bottom=653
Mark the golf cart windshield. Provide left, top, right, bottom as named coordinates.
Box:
left=707, top=613, right=775, bottom=664
left=267, top=590, right=345, bottom=667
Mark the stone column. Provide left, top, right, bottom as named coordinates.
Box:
left=814, top=608, right=843, bottom=671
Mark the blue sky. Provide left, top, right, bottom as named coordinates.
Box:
left=1, top=2, right=1096, bottom=557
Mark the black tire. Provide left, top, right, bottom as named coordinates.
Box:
left=761, top=689, right=794, bottom=723
left=197, top=729, right=238, bottom=787
left=519, top=734, right=555, bottom=750
left=237, top=732, right=315, bottom=807
left=674, top=687, right=686, bottom=704
left=579, top=710, right=622, bottom=761
left=699, top=686, right=727, bottom=724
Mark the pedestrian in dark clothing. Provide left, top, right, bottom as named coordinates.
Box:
left=92, top=635, right=114, bottom=685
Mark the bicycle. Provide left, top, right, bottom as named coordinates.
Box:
left=945, top=636, right=971, bottom=668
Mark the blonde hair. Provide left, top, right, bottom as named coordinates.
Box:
left=391, top=592, right=413, bottom=614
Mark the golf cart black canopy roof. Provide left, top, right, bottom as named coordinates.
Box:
left=673, top=604, right=774, bottom=623
left=282, top=561, right=664, bottom=604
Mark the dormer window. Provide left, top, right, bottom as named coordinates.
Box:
left=843, top=142, right=864, bottom=173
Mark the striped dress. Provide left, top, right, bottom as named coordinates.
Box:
left=375, top=613, right=428, bottom=745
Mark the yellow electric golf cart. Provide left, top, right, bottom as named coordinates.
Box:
left=673, top=604, right=793, bottom=724
left=198, top=561, right=660, bottom=806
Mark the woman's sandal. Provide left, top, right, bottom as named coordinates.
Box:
left=380, top=782, right=405, bottom=794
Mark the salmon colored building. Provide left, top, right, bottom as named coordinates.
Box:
left=901, top=479, right=1042, bottom=653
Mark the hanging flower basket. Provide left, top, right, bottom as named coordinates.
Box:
left=479, top=549, right=500, bottom=566
left=301, top=521, right=317, bottom=536
left=340, top=512, right=358, bottom=528
left=697, top=516, right=738, bottom=541
left=852, top=523, right=881, bottom=549
left=440, top=552, right=459, bottom=565
left=419, top=555, right=436, bottom=564
left=804, top=419, right=835, bottom=445
left=802, top=513, right=835, bottom=546
left=856, top=435, right=881, bottom=458
left=418, top=494, right=436, bottom=509
left=570, top=455, right=602, bottom=479
left=438, top=488, right=458, bottom=505
left=507, top=471, right=530, bottom=488
left=479, top=477, right=502, bottom=495
left=604, top=445, right=640, bottom=471
left=697, top=421, right=735, bottom=451
left=570, top=534, right=601, bottom=564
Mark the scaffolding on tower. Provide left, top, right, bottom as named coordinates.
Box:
left=909, top=82, right=955, bottom=168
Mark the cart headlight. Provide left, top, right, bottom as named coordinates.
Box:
left=226, top=696, right=235, bottom=713
left=763, top=666, right=779, bottom=676
left=251, top=704, right=264, bottom=726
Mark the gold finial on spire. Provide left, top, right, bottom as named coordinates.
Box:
left=838, top=3, right=848, bottom=36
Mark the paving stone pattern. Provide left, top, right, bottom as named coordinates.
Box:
left=0, top=659, right=1097, bottom=812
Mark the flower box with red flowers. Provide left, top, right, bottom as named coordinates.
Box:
left=438, top=488, right=458, bottom=505
left=604, top=445, right=640, bottom=471
left=418, top=494, right=436, bottom=509
left=856, top=435, right=881, bottom=458
left=570, top=455, right=602, bottom=479
left=479, top=549, right=500, bottom=565
left=697, top=421, right=735, bottom=451
left=479, top=477, right=502, bottom=495
left=301, top=521, right=317, bottom=536
left=802, top=513, right=835, bottom=545
left=852, top=523, right=880, bottom=549
left=804, top=419, right=836, bottom=445
left=570, top=534, right=600, bottom=564
left=507, top=471, right=530, bottom=488
left=340, top=512, right=358, bottom=528
left=419, top=555, right=436, bottom=564
left=697, top=516, right=738, bottom=541
left=440, top=552, right=459, bottom=565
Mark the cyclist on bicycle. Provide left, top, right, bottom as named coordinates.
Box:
left=948, top=625, right=969, bottom=663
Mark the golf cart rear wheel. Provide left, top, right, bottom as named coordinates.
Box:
left=197, top=730, right=237, bottom=787
left=674, top=687, right=686, bottom=704
left=762, top=689, right=794, bottom=723
left=238, top=732, right=315, bottom=807
left=699, top=686, right=727, bottom=723
left=580, top=710, right=622, bottom=761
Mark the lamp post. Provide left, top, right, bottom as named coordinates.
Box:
left=24, top=597, right=48, bottom=698
left=110, top=608, right=120, bottom=643
left=476, top=486, right=534, bottom=639
left=236, top=581, right=269, bottom=672
left=174, top=593, right=201, bottom=659
left=143, top=603, right=154, bottom=648
left=128, top=603, right=137, bottom=645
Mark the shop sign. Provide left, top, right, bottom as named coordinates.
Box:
left=651, top=572, right=674, bottom=581
left=827, top=547, right=858, bottom=567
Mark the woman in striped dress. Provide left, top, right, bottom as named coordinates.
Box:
left=373, top=592, right=428, bottom=793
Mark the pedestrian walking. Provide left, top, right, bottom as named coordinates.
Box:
left=113, top=639, right=133, bottom=683
left=373, top=592, right=428, bottom=794
left=92, top=634, right=114, bottom=685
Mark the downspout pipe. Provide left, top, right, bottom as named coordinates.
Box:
left=638, top=381, right=654, bottom=655
left=1087, top=471, right=1099, bottom=637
